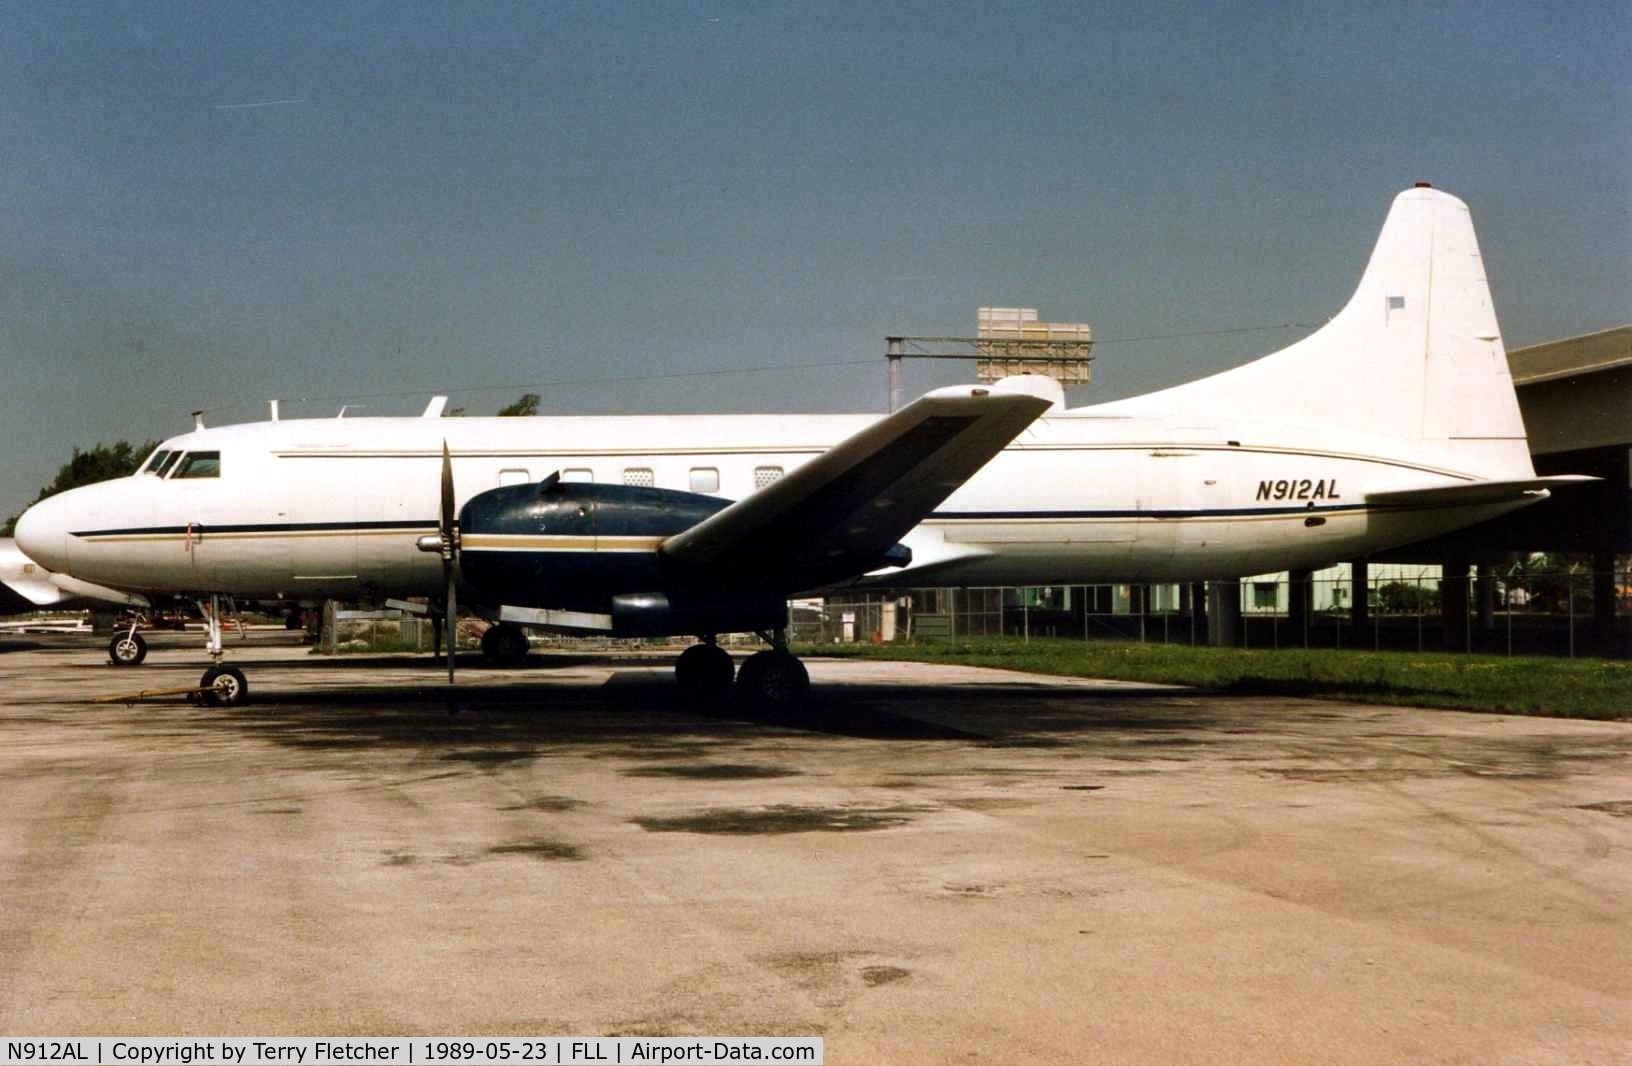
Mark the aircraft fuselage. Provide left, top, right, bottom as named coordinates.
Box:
left=23, top=407, right=1528, bottom=604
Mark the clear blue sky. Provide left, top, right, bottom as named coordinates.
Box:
left=2, top=1, right=1627, bottom=512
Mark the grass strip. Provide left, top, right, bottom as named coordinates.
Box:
left=795, top=638, right=1632, bottom=720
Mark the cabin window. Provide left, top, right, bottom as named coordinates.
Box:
left=622, top=467, right=654, bottom=488
left=497, top=468, right=530, bottom=487
left=171, top=451, right=221, bottom=479
left=754, top=465, right=784, bottom=490
left=689, top=467, right=720, bottom=494
left=1252, top=582, right=1278, bottom=609
left=141, top=449, right=172, bottom=474
left=560, top=468, right=593, bottom=483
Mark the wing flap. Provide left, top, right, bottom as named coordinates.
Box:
left=660, top=386, right=1048, bottom=590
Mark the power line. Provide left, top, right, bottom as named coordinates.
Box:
left=274, top=357, right=881, bottom=408
left=1093, top=322, right=1320, bottom=344
left=227, top=321, right=1320, bottom=412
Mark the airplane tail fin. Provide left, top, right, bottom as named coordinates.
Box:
left=1091, top=186, right=1535, bottom=479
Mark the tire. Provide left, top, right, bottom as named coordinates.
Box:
left=675, top=643, right=735, bottom=694
left=735, top=649, right=809, bottom=711
left=480, top=623, right=530, bottom=666
left=200, top=664, right=249, bottom=707
left=109, top=632, right=148, bottom=667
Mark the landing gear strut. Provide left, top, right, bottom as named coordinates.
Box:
left=675, top=637, right=735, bottom=696
left=480, top=621, right=530, bottom=666
left=735, top=630, right=808, bottom=711
left=194, top=594, right=248, bottom=707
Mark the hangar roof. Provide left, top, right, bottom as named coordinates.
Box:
left=1509, top=325, right=1632, bottom=385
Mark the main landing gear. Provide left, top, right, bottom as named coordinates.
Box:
left=674, top=632, right=809, bottom=711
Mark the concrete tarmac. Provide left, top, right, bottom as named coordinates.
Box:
left=0, top=635, right=1628, bottom=1064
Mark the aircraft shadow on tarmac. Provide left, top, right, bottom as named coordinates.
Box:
left=139, top=652, right=1225, bottom=759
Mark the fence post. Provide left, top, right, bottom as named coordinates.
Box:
left=1504, top=575, right=1512, bottom=658
left=321, top=599, right=337, bottom=655
left=1416, top=572, right=1424, bottom=652
left=1568, top=571, right=1576, bottom=659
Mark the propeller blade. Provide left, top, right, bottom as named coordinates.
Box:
left=445, top=570, right=457, bottom=684
left=440, top=440, right=456, bottom=540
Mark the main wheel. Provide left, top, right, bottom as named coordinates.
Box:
left=735, top=649, right=809, bottom=711
left=200, top=664, right=248, bottom=707
left=675, top=643, right=735, bottom=694
left=480, top=622, right=530, bottom=665
left=109, top=631, right=148, bottom=666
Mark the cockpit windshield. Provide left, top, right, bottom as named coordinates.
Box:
left=171, top=451, right=221, bottom=479
left=140, top=449, right=172, bottom=474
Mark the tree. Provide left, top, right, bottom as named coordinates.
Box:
left=1508, top=552, right=1594, bottom=613
left=496, top=393, right=540, bottom=417
left=4, top=440, right=156, bottom=536
left=1376, top=580, right=1438, bottom=614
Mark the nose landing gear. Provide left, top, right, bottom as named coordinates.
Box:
left=194, top=593, right=248, bottom=707
left=109, top=624, right=148, bottom=666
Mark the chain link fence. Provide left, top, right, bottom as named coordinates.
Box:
left=815, top=565, right=1631, bottom=658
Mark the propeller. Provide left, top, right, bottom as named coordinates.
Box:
left=417, top=440, right=460, bottom=683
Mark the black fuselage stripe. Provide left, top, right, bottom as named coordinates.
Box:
left=72, top=520, right=435, bottom=537
left=70, top=501, right=1448, bottom=540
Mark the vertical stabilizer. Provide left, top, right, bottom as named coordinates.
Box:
left=1088, top=187, right=1534, bottom=478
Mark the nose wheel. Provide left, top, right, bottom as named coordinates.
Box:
left=109, top=630, right=148, bottom=666
left=189, top=593, right=250, bottom=707
left=199, top=664, right=248, bottom=707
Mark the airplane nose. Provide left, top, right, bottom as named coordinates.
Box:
left=14, top=495, right=70, bottom=572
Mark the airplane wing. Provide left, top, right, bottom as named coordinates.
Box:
left=1366, top=475, right=1599, bottom=508
left=659, top=385, right=1049, bottom=592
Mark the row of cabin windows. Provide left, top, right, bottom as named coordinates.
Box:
left=530, top=465, right=782, bottom=493
left=139, top=449, right=221, bottom=479
left=136, top=452, right=781, bottom=491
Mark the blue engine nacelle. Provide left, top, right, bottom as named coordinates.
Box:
left=457, top=479, right=787, bottom=635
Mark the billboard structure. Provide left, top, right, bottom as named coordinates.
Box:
left=885, top=307, right=1094, bottom=410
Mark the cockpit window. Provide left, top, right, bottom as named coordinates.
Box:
left=157, top=451, right=182, bottom=476
left=140, top=449, right=172, bottom=474
left=171, top=451, right=221, bottom=479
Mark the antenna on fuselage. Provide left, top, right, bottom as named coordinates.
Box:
left=191, top=410, right=207, bottom=430
left=268, top=400, right=280, bottom=422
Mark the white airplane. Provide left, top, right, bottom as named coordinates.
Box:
left=14, top=185, right=1589, bottom=706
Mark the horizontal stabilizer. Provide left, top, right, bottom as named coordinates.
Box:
left=1366, top=476, right=1598, bottom=508
left=660, top=386, right=1049, bottom=591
